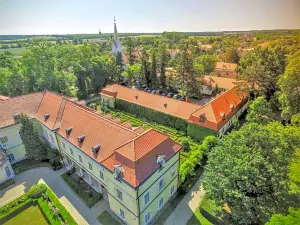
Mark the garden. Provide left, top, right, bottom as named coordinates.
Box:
left=0, top=183, right=77, bottom=225
left=61, top=169, right=102, bottom=208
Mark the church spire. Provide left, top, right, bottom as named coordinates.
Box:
left=112, top=16, right=122, bottom=56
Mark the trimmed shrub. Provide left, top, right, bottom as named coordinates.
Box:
left=187, top=122, right=217, bottom=142
left=115, top=99, right=187, bottom=132
left=0, top=178, right=14, bottom=190
left=28, top=184, right=47, bottom=199
left=181, top=140, right=191, bottom=152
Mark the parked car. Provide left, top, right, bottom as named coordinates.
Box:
left=151, top=90, right=156, bottom=94
left=173, top=94, right=181, bottom=99
left=180, top=96, right=186, bottom=101
left=147, top=89, right=152, bottom=93
left=161, top=92, right=166, bottom=96
left=167, top=92, right=174, bottom=98
left=144, top=87, right=149, bottom=92
left=157, top=90, right=164, bottom=95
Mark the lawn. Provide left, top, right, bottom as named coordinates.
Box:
left=187, top=195, right=222, bottom=225
left=61, top=172, right=102, bottom=208
left=97, top=211, right=121, bottom=225
left=3, top=205, right=49, bottom=225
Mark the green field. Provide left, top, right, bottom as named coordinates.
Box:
left=3, top=205, right=49, bottom=225
left=0, top=47, right=26, bottom=56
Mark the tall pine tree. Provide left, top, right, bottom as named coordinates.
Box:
left=159, top=45, right=168, bottom=88
left=141, top=48, right=150, bottom=86
left=150, top=51, right=158, bottom=88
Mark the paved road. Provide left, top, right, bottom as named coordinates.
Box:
left=164, top=174, right=205, bottom=225
left=0, top=167, right=108, bottom=225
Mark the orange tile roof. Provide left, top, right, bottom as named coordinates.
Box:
left=102, top=129, right=182, bottom=187
left=189, top=87, right=248, bottom=131
left=215, top=62, right=237, bottom=71
left=101, top=84, right=202, bottom=120
left=0, top=92, right=45, bottom=128
left=199, top=76, right=236, bottom=90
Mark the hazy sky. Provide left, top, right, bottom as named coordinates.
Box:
left=0, top=0, right=299, bottom=34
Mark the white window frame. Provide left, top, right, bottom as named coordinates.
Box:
left=70, top=148, right=74, bottom=155
left=99, top=169, right=104, bottom=180
left=116, top=188, right=123, bottom=201
left=62, top=142, right=66, bottom=150
left=120, top=208, right=125, bottom=220
left=78, top=155, right=83, bottom=163
left=88, top=162, right=92, bottom=170
left=7, top=153, right=15, bottom=162
left=170, top=185, right=175, bottom=196
left=0, top=136, right=8, bottom=144
left=158, top=197, right=164, bottom=209
left=144, top=212, right=151, bottom=224
left=158, top=177, right=164, bottom=192
left=144, top=191, right=150, bottom=206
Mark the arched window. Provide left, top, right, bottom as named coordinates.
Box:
left=5, top=166, right=11, bottom=177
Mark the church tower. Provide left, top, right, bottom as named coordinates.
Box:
left=112, top=17, right=122, bottom=56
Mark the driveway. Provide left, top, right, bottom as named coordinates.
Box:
left=0, top=167, right=109, bottom=225
left=164, top=174, right=205, bottom=225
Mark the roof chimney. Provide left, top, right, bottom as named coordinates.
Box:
left=77, top=135, right=85, bottom=145
left=135, top=95, right=138, bottom=100
left=220, top=112, right=226, bottom=120
left=230, top=104, right=234, bottom=111
left=92, top=144, right=101, bottom=155
left=164, top=103, right=167, bottom=108
left=13, top=113, right=21, bottom=124
left=66, top=127, right=73, bottom=136
left=44, top=113, right=50, bottom=121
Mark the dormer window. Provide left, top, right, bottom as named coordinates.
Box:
left=65, top=127, right=72, bottom=136
left=220, top=112, right=226, bottom=120
left=199, top=113, right=206, bottom=123
left=92, top=144, right=101, bottom=154
left=157, top=155, right=165, bottom=168
left=113, top=164, right=124, bottom=179
left=44, top=113, right=50, bottom=121
left=230, top=104, right=234, bottom=111
left=77, top=135, right=85, bottom=144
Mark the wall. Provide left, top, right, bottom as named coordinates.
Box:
left=101, top=95, right=116, bottom=108
left=137, top=152, right=180, bottom=225
left=0, top=160, right=14, bottom=184
left=39, top=123, right=59, bottom=149
left=0, top=124, right=26, bottom=163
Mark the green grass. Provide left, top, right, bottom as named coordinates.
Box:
left=187, top=195, right=222, bottom=225
left=61, top=172, right=102, bottom=208
left=3, top=205, right=49, bottom=225
left=12, top=159, right=50, bottom=174
left=0, top=47, right=26, bottom=56
left=97, top=211, right=121, bottom=225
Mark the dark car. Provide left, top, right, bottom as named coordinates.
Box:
left=147, top=89, right=152, bottom=93
left=151, top=90, right=156, bottom=94
left=161, top=92, right=166, bottom=96
left=173, top=94, right=181, bottom=99
left=180, top=96, right=186, bottom=101
left=157, top=90, right=164, bottom=95
left=167, top=92, right=174, bottom=98
left=144, top=87, right=149, bottom=92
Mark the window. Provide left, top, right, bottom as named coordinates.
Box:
left=158, top=178, right=164, bottom=192
left=145, top=212, right=151, bottom=224
left=78, top=155, right=82, bottom=163
left=62, top=142, right=66, bottom=150
left=116, top=188, right=123, bottom=201
left=120, top=209, right=125, bottom=219
left=158, top=197, right=164, bottom=209
left=88, top=162, right=92, bottom=170
left=5, top=166, right=11, bottom=177
left=7, top=154, right=15, bottom=162
left=170, top=185, right=175, bottom=196
left=171, top=169, right=176, bottom=178
left=70, top=148, right=73, bottom=155
left=144, top=192, right=150, bottom=205
left=50, top=135, right=54, bottom=143
left=100, top=170, right=104, bottom=180
left=0, top=136, right=8, bottom=144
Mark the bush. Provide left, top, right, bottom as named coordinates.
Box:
left=181, top=140, right=191, bottom=152
left=28, top=184, right=47, bottom=198
left=0, top=193, right=31, bottom=219
left=187, top=122, right=217, bottom=142
left=115, top=99, right=187, bottom=132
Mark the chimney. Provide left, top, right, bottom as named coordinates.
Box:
left=66, top=127, right=73, bottom=136
left=164, top=103, right=167, bottom=108
left=44, top=113, right=50, bottom=121
left=92, top=144, right=101, bottom=155
left=13, top=113, right=21, bottom=124
left=77, top=135, right=85, bottom=145
left=135, top=95, right=138, bottom=100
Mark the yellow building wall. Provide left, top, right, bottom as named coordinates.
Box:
left=0, top=124, right=26, bottom=163
left=39, top=123, right=59, bottom=149
left=100, top=95, right=116, bottom=108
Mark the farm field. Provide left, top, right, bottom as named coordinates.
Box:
left=0, top=47, right=26, bottom=56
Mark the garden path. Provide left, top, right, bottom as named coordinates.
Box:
left=0, top=167, right=108, bottom=225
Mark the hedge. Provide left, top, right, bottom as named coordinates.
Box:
left=187, top=122, right=217, bottom=142
left=0, top=178, right=14, bottom=190
left=115, top=99, right=188, bottom=132
left=38, top=198, right=61, bottom=225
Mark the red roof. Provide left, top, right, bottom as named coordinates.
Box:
left=101, top=84, right=202, bottom=120
left=0, top=92, right=45, bottom=128
left=215, top=62, right=237, bottom=71
left=199, top=76, right=236, bottom=90
left=102, top=129, right=181, bottom=187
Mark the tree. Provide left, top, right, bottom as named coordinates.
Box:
left=181, top=140, right=191, bottom=152
left=203, top=122, right=300, bottom=224
left=122, top=64, right=141, bottom=87
left=180, top=159, right=194, bottom=182
left=20, top=115, right=48, bottom=161
left=0, top=67, right=12, bottom=95
left=175, top=48, right=200, bottom=98
left=124, top=37, right=136, bottom=65
left=140, top=48, right=150, bottom=85
left=246, top=96, right=275, bottom=124
left=225, top=47, right=239, bottom=63
left=201, top=135, right=219, bottom=156
left=267, top=208, right=300, bottom=225
left=159, top=45, right=167, bottom=88
left=150, top=51, right=158, bottom=87
left=194, top=54, right=217, bottom=74
left=278, top=56, right=300, bottom=120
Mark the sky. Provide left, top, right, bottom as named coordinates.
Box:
left=0, top=0, right=299, bottom=35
